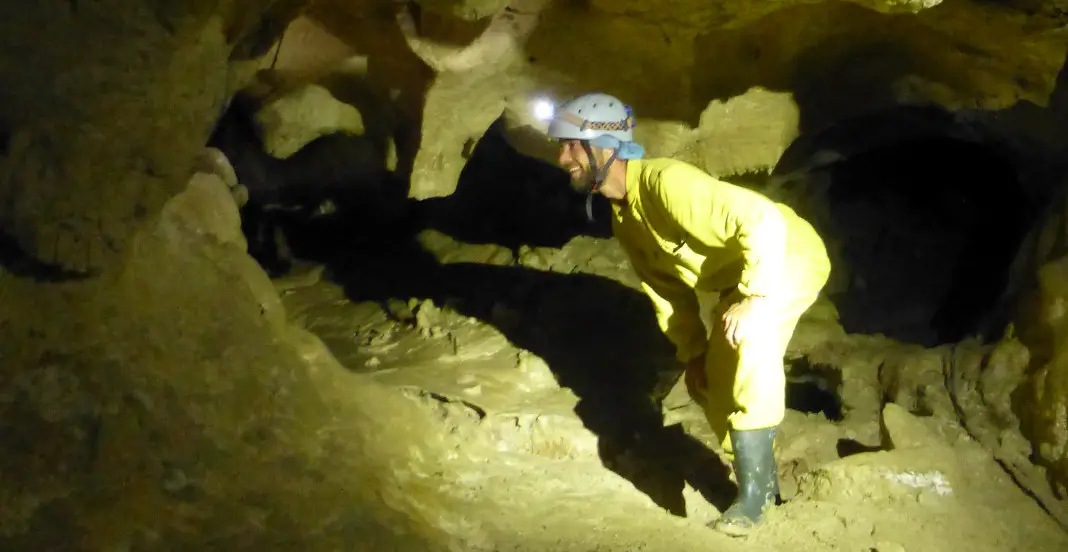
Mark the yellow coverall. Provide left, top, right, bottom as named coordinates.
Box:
left=611, top=158, right=831, bottom=453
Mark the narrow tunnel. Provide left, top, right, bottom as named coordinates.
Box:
left=769, top=123, right=1037, bottom=347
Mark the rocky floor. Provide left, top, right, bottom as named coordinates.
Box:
left=268, top=226, right=1068, bottom=552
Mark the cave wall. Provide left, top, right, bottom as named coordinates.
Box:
left=0, top=0, right=475, bottom=547
left=0, top=1, right=292, bottom=274
left=1010, top=182, right=1068, bottom=495
left=0, top=171, right=468, bottom=549
left=377, top=0, right=1065, bottom=198
left=231, top=0, right=1068, bottom=197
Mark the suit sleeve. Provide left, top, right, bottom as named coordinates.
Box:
left=646, top=164, right=787, bottom=299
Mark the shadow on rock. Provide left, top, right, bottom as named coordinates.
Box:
left=320, top=236, right=735, bottom=517
left=410, top=117, right=616, bottom=251
left=0, top=229, right=91, bottom=281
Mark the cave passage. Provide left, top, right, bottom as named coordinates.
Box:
left=810, top=136, right=1034, bottom=346
left=230, top=97, right=1038, bottom=352
left=247, top=113, right=1038, bottom=351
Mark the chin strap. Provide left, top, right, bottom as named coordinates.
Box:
left=581, top=141, right=620, bottom=222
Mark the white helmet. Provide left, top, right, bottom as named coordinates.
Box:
left=545, top=93, right=636, bottom=144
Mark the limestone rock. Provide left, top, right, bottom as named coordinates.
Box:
left=254, top=82, right=367, bottom=159
left=1019, top=256, right=1068, bottom=487
left=398, top=0, right=548, bottom=73
left=883, top=402, right=943, bottom=450
left=849, top=0, right=944, bottom=13
left=787, top=296, right=846, bottom=359
left=155, top=171, right=289, bottom=329
left=0, top=0, right=282, bottom=274
left=416, top=0, right=513, bottom=20
left=194, top=147, right=239, bottom=190
left=880, top=346, right=955, bottom=419
left=872, top=542, right=908, bottom=552
left=795, top=452, right=956, bottom=505
left=416, top=228, right=516, bottom=266
left=795, top=407, right=961, bottom=505
left=388, top=0, right=1067, bottom=199
left=159, top=173, right=247, bottom=250
left=690, top=87, right=801, bottom=178
left=1005, top=180, right=1068, bottom=490
left=261, top=16, right=359, bottom=78
left=407, top=72, right=513, bottom=199
left=979, top=336, right=1031, bottom=427
left=512, top=350, right=558, bottom=390
left=195, top=147, right=249, bottom=208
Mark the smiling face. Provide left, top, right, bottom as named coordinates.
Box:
left=555, top=138, right=632, bottom=200
left=557, top=139, right=603, bottom=193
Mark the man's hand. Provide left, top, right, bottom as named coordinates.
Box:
left=722, top=295, right=771, bottom=348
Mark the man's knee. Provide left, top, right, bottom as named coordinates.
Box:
left=729, top=338, right=788, bottom=430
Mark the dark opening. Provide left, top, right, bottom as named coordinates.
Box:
left=0, top=229, right=88, bottom=281
left=206, top=92, right=405, bottom=275
left=837, top=438, right=883, bottom=458
left=785, top=360, right=844, bottom=421
left=805, top=136, right=1034, bottom=346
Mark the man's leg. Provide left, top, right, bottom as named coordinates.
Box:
left=700, top=288, right=822, bottom=536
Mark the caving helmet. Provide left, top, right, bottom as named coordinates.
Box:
left=543, top=92, right=637, bottom=145
left=534, top=92, right=644, bottom=213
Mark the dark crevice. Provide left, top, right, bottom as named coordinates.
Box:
left=232, top=115, right=614, bottom=273
left=837, top=438, right=883, bottom=458
left=786, top=378, right=844, bottom=421
left=0, top=229, right=90, bottom=281
left=786, top=359, right=844, bottom=421
left=206, top=89, right=405, bottom=275
left=787, top=135, right=1036, bottom=346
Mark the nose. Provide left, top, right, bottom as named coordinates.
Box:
left=557, top=143, right=571, bottom=166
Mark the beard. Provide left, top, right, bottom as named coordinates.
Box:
left=567, top=167, right=596, bottom=195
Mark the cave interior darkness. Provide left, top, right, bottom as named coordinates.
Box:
left=236, top=107, right=1040, bottom=352
left=777, top=133, right=1036, bottom=347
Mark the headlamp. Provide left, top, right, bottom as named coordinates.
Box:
left=532, top=97, right=555, bottom=122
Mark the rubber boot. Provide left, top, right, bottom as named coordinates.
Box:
left=709, top=427, right=779, bottom=537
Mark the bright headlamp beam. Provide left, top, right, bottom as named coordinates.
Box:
left=532, top=98, right=555, bottom=121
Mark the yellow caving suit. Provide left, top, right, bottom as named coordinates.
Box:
left=611, top=158, right=831, bottom=454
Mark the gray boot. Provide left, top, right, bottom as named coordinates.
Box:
left=709, top=427, right=779, bottom=537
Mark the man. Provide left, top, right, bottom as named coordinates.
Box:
left=542, top=92, right=832, bottom=536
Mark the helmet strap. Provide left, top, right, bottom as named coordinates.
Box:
left=581, top=141, right=620, bottom=222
